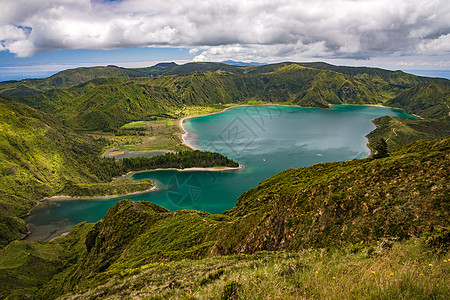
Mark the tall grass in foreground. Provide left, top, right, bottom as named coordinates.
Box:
left=61, top=238, right=449, bottom=299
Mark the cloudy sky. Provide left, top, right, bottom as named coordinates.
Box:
left=1, top=0, right=450, bottom=80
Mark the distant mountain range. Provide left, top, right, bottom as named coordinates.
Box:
left=1, top=62, right=448, bottom=132
left=221, top=60, right=266, bottom=66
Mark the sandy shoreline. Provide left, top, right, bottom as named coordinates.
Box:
left=179, top=102, right=414, bottom=142
left=38, top=166, right=243, bottom=203
left=39, top=186, right=158, bottom=202
left=335, top=103, right=422, bottom=118
left=179, top=103, right=306, bottom=150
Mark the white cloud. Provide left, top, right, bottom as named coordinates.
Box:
left=0, top=0, right=449, bottom=62
left=418, top=34, right=450, bottom=54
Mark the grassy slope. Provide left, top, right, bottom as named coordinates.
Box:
left=0, top=99, right=152, bottom=246
left=2, top=60, right=448, bottom=98
left=3, top=137, right=444, bottom=299
left=385, top=83, right=450, bottom=119
left=52, top=240, right=450, bottom=300
left=367, top=117, right=450, bottom=152
left=0, top=222, right=93, bottom=299
left=364, top=83, right=450, bottom=153
left=4, top=225, right=448, bottom=299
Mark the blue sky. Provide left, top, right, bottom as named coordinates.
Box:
left=0, top=47, right=193, bottom=81
left=1, top=0, right=449, bottom=81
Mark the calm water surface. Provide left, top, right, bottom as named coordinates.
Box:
left=25, top=105, right=415, bottom=240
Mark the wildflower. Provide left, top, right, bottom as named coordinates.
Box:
left=315, top=271, right=318, bottom=274
left=444, top=260, right=448, bottom=263
left=428, top=264, right=433, bottom=267
left=390, top=272, right=394, bottom=276
left=371, top=271, right=375, bottom=274
left=420, top=273, right=423, bottom=276
left=332, top=277, right=336, bottom=279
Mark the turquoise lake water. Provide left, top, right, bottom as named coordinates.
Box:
left=24, top=105, right=415, bottom=241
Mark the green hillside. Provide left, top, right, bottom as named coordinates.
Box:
left=0, top=97, right=241, bottom=246
left=131, top=62, right=179, bottom=77
left=9, top=62, right=448, bottom=132
left=367, top=116, right=450, bottom=152
left=0, top=62, right=449, bottom=298
left=0, top=99, right=154, bottom=246
left=163, top=62, right=245, bottom=76
left=1, top=137, right=448, bottom=299
left=0, top=65, right=150, bottom=97
left=2, top=61, right=449, bottom=98
left=385, top=83, right=450, bottom=119
left=297, top=62, right=450, bottom=85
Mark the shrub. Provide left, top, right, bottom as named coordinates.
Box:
left=422, top=226, right=450, bottom=253
left=221, top=281, right=242, bottom=300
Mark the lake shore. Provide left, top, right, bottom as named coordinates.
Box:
left=34, top=103, right=408, bottom=206
left=102, top=149, right=175, bottom=159
left=24, top=103, right=417, bottom=242
left=115, top=164, right=244, bottom=182
left=179, top=103, right=305, bottom=150
left=36, top=163, right=244, bottom=204
left=332, top=103, right=423, bottom=119
left=38, top=185, right=158, bottom=202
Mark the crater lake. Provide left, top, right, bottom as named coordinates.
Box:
left=24, top=105, right=415, bottom=241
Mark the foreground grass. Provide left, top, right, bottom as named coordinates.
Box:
left=60, top=239, right=449, bottom=299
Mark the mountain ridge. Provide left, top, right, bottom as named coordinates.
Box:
left=6, top=62, right=449, bottom=132
left=1, top=61, right=449, bottom=98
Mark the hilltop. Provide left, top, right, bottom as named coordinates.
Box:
left=2, top=61, right=449, bottom=98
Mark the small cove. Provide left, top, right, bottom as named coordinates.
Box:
left=24, top=104, right=415, bottom=241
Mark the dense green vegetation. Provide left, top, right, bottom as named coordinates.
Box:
left=3, top=61, right=448, bottom=99
left=367, top=116, right=450, bottom=152
left=0, top=137, right=448, bottom=299
left=0, top=222, right=94, bottom=299
left=0, top=65, right=154, bottom=97
left=2, top=62, right=448, bottom=132
left=385, top=83, right=450, bottom=119
left=120, top=150, right=239, bottom=170
left=0, top=62, right=449, bottom=298
left=60, top=180, right=154, bottom=197
left=0, top=97, right=237, bottom=247
left=370, top=138, right=389, bottom=159
left=0, top=98, right=122, bottom=246
left=43, top=239, right=450, bottom=299
left=54, top=151, right=239, bottom=197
